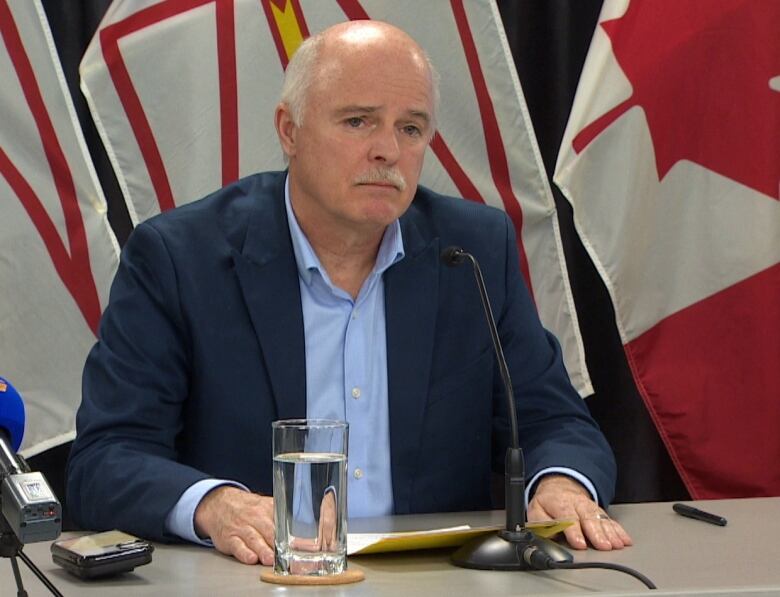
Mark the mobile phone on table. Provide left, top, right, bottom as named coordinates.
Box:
left=51, top=530, right=153, bottom=578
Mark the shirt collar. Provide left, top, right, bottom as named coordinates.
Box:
left=284, top=175, right=405, bottom=289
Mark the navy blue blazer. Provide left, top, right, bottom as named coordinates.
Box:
left=67, top=171, right=615, bottom=541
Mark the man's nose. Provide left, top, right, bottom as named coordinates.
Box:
left=368, top=125, right=401, bottom=164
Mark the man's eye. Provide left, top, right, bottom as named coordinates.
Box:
left=345, top=117, right=364, bottom=127
left=403, top=125, right=422, bottom=137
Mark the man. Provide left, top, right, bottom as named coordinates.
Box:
left=67, top=21, right=631, bottom=566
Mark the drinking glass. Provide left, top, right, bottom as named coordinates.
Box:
left=272, top=419, right=348, bottom=576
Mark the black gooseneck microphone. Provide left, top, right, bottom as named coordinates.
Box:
left=440, top=246, right=572, bottom=570
left=440, top=247, right=657, bottom=590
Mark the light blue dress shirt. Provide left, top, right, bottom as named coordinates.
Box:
left=285, top=180, right=404, bottom=519
left=165, top=177, right=597, bottom=544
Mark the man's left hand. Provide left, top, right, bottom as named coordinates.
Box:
left=527, top=474, right=632, bottom=551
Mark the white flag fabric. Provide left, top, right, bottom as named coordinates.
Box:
left=80, top=0, right=593, bottom=396
left=0, top=0, right=119, bottom=455
left=555, top=0, right=780, bottom=497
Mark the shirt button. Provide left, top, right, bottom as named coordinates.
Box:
left=354, top=468, right=363, bottom=479
left=351, top=387, right=361, bottom=399
left=351, top=309, right=358, bottom=320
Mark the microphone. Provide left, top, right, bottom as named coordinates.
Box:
left=0, top=377, right=62, bottom=544
left=441, top=247, right=572, bottom=570
left=0, top=377, right=24, bottom=453
left=0, top=377, right=25, bottom=479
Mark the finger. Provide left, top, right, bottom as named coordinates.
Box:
left=225, top=502, right=275, bottom=563
left=578, top=512, right=620, bottom=550
left=583, top=509, right=631, bottom=547
left=291, top=537, right=319, bottom=552
left=220, top=535, right=260, bottom=565
left=257, top=539, right=275, bottom=566
left=562, top=521, right=588, bottom=550
left=596, top=519, right=625, bottom=550
left=573, top=503, right=611, bottom=549
left=573, top=501, right=604, bottom=547
left=579, top=518, right=610, bottom=550
left=256, top=515, right=275, bottom=547
left=321, top=515, right=336, bottom=551
left=529, top=496, right=588, bottom=549
left=617, top=524, right=633, bottom=546
left=241, top=527, right=276, bottom=564
left=316, top=513, right=327, bottom=551
left=322, top=522, right=336, bottom=551
left=604, top=518, right=627, bottom=549
left=611, top=519, right=633, bottom=546
left=317, top=520, right=325, bottom=551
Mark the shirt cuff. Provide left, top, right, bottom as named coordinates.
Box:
left=525, top=467, right=599, bottom=506
left=165, top=479, right=248, bottom=545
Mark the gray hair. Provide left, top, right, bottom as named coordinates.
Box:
left=279, top=33, right=325, bottom=127
left=279, top=29, right=440, bottom=136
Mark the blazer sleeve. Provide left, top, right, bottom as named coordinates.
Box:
left=67, top=222, right=211, bottom=541
left=492, top=213, right=617, bottom=506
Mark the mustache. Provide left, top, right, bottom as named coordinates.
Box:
left=353, top=167, right=407, bottom=191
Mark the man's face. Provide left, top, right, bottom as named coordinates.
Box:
left=279, top=30, right=434, bottom=237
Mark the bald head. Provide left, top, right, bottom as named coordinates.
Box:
left=279, top=21, right=439, bottom=134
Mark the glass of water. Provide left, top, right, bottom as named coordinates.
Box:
left=272, top=419, right=348, bottom=576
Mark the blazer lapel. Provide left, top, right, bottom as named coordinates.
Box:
left=385, top=216, right=439, bottom=514
left=232, top=181, right=306, bottom=421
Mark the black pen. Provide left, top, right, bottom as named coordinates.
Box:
left=673, top=503, right=727, bottom=526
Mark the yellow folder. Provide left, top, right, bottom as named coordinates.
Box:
left=347, top=520, right=574, bottom=555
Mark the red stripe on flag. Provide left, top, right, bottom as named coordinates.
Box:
left=625, top=262, right=780, bottom=498
left=572, top=98, right=632, bottom=155
left=99, top=0, right=214, bottom=213
left=334, top=0, right=369, bottom=20
left=0, top=0, right=100, bottom=335
left=449, top=0, right=533, bottom=294
left=428, top=136, right=485, bottom=203
left=216, top=0, right=238, bottom=185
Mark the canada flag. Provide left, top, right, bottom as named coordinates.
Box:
left=555, top=0, right=780, bottom=498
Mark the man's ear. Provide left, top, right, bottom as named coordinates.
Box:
left=274, top=102, right=297, bottom=158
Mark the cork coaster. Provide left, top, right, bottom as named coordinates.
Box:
left=260, top=568, right=365, bottom=585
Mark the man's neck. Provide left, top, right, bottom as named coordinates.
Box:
left=292, top=205, right=385, bottom=300
left=313, top=242, right=380, bottom=300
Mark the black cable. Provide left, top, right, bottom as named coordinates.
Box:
left=524, top=546, right=657, bottom=590
left=549, top=561, right=657, bottom=590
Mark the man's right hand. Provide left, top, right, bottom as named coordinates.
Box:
left=194, top=486, right=275, bottom=565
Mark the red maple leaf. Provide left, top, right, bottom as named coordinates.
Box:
left=573, top=0, right=780, bottom=200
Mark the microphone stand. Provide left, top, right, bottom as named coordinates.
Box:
left=1, top=518, right=64, bottom=597
left=443, top=247, right=572, bottom=570
left=0, top=434, right=63, bottom=596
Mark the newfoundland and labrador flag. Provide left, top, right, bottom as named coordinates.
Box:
left=555, top=0, right=780, bottom=498
left=0, top=0, right=119, bottom=454
left=79, top=0, right=593, bottom=395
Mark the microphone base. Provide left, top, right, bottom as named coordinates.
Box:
left=451, top=529, right=573, bottom=571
